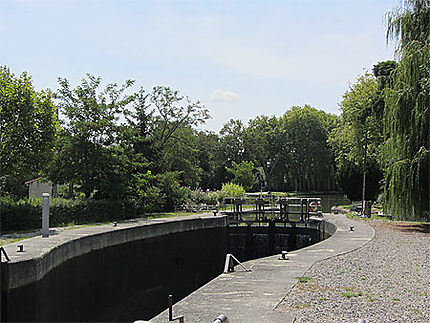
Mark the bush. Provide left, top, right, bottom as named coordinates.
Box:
left=184, top=188, right=225, bottom=206
left=0, top=197, right=143, bottom=233
left=221, top=182, right=246, bottom=197
left=155, top=172, right=189, bottom=212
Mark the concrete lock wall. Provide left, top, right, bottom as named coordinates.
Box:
left=1, top=216, right=335, bottom=322
left=1, top=216, right=228, bottom=322
left=227, top=219, right=331, bottom=262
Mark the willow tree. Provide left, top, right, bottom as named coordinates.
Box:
left=384, top=0, right=429, bottom=220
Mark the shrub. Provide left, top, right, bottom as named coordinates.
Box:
left=221, top=182, right=246, bottom=197
left=184, top=188, right=225, bottom=206
left=0, top=197, right=143, bottom=233
left=155, top=172, right=189, bottom=211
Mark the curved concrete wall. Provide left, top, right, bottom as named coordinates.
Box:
left=1, top=215, right=228, bottom=322
left=1, top=215, right=336, bottom=322
left=228, top=219, right=327, bottom=262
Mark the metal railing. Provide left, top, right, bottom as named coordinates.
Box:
left=221, top=197, right=322, bottom=225
left=168, top=294, right=184, bottom=323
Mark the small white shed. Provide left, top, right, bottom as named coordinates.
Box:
left=25, top=177, right=58, bottom=198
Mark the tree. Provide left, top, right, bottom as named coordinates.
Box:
left=243, top=115, right=282, bottom=190
left=220, top=119, right=247, bottom=165
left=226, top=160, right=255, bottom=191
left=282, top=105, right=337, bottom=192
left=195, top=130, right=224, bottom=189
left=148, top=86, right=210, bottom=186
left=149, top=86, right=209, bottom=152
left=50, top=74, right=136, bottom=199
left=328, top=73, right=384, bottom=201
left=120, top=86, right=206, bottom=208
left=0, top=67, right=59, bottom=181
left=384, top=0, right=429, bottom=220
left=159, top=125, right=202, bottom=187
left=372, top=61, right=397, bottom=123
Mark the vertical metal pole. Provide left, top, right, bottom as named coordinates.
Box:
left=168, top=294, right=184, bottom=323
left=168, top=294, right=173, bottom=321
left=362, top=131, right=368, bottom=216
left=42, top=193, right=50, bottom=237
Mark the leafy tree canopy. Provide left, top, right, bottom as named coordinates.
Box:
left=226, top=160, right=255, bottom=191
left=0, top=66, right=59, bottom=179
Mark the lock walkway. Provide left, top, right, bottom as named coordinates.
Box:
left=151, top=214, right=374, bottom=323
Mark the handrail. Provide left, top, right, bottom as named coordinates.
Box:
left=168, top=294, right=184, bottom=323
left=223, top=254, right=250, bottom=273
left=0, top=246, right=10, bottom=262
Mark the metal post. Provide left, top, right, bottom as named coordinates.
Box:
left=168, top=294, right=184, bottom=323
left=42, top=193, right=50, bottom=237
left=168, top=295, right=173, bottom=320
left=223, top=254, right=250, bottom=273
left=362, top=131, right=368, bottom=216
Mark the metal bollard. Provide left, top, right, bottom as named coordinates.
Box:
left=42, top=193, right=50, bottom=237
left=213, top=314, right=229, bottom=323
left=279, top=250, right=289, bottom=260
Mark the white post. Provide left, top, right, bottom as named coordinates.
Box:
left=42, top=193, right=50, bottom=237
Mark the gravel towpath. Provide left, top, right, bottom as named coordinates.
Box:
left=277, top=220, right=430, bottom=322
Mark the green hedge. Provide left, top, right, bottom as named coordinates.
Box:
left=0, top=197, right=143, bottom=233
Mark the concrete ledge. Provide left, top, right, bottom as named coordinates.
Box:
left=2, top=215, right=228, bottom=289
left=151, top=214, right=374, bottom=323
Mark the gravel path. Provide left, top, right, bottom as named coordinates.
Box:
left=277, top=220, right=430, bottom=322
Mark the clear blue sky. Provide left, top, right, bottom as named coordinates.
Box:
left=1, top=0, right=398, bottom=132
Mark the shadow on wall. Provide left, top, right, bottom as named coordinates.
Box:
left=228, top=219, right=326, bottom=262
left=1, top=218, right=335, bottom=322
left=2, top=228, right=227, bottom=322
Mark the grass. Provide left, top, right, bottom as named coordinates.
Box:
left=0, top=222, right=111, bottom=246
left=62, top=222, right=112, bottom=230
left=0, top=210, right=213, bottom=245
left=146, top=211, right=200, bottom=219
left=344, top=206, right=430, bottom=224
left=346, top=212, right=392, bottom=222
left=342, top=291, right=364, bottom=298
left=296, top=276, right=313, bottom=283
left=295, top=303, right=311, bottom=309
left=342, top=287, right=363, bottom=298
left=0, top=237, right=29, bottom=245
